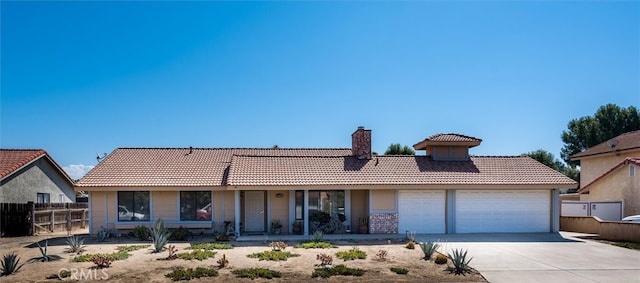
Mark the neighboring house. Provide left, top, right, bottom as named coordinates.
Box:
left=76, top=127, right=577, bottom=236
left=0, top=149, right=76, bottom=203
left=571, top=130, right=640, bottom=217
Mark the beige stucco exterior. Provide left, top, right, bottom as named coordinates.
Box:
left=578, top=149, right=640, bottom=186
left=575, top=148, right=640, bottom=218
left=584, top=164, right=640, bottom=217
left=371, top=190, right=395, bottom=211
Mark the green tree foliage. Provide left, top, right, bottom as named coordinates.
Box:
left=561, top=104, right=640, bottom=165
left=523, top=149, right=579, bottom=182
left=384, top=143, right=415, bottom=155
left=523, top=149, right=565, bottom=171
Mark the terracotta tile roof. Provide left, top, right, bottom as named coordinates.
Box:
left=413, top=133, right=482, bottom=150
left=578, top=157, right=640, bottom=193
left=227, top=155, right=577, bottom=187
left=0, top=149, right=74, bottom=184
left=76, top=148, right=352, bottom=187
left=571, top=130, right=640, bottom=160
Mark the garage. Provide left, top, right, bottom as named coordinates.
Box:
left=455, top=190, right=551, bottom=233
left=398, top=190, right=445, bottom=234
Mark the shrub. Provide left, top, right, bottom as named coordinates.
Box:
left=311, top=264, right=365, bottom=278
left=217, top=254, right=229, bottom=268
left=29, top=240, right=62, bottom=262
left=46, top=270, right=71, bottom=279
left=390, top=267, right=409, bottom=275
left=247, top=251, right=300, bottom=261
left=614, top=242, right=640, bottom=250
left=65, top=235, right=86, bottom=254
left=405, top=241, right=415, bottom=249
left=336, top=247, right=367, bottom=261
left=435, top=253, right=448, bottom=265
left=72, top=245, right=150, bottom=262
left=294, top=241, right=337, bottom=249
left=375, top=249, right=388, bottom=261
left=316, top=253, right=333, bottom=266
left=91, top=254, right=113, bottom=268
left=158, top=245, right=179, bottom=261
left=448, top=248, right=473, bottom=275
left=187, top=242, right=233, bottom=250
left=97, top=227, right=110, bottom=242
left=1, top=253, right=24, bottom=276
left=269, top=241, right=287, bottom=251
left=311, top=230, right=324, bottom=242
left=150, top=218, right=172, bottom=253
left=165, top=267, right=218, bottom=281
left=132, top=225, right=150, bottom=241
left=170, top=226, right=190, bottom=241
left=232, top=268, right=281, bottom=279
left=215, top=233, right=229, bottom=242
left=178, top=250, right=217, bottom=261
left=419, top=241, right=440, bottom=260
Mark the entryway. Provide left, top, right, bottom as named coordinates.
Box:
left=243, top=191, right=265, bottom=232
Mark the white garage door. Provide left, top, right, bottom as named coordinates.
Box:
left=398, top=190, right=445, bottom=234
left=456, top=190, right=550, bottom=233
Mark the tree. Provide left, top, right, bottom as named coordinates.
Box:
left=384, top=143, right=415, bottom=155
left=523, top=149, right=565, bottom=171
left=523, top=149, right=579, bottom=182
left=561, top=104, right=640, bottom=165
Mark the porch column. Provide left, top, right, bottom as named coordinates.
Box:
left=551, top=189, right=560, bottom=232
left=345, top=190, right=351, bottom=231
left=303, top=190, right=309, bottom=236
left=234, top=190, right=241, bottom=237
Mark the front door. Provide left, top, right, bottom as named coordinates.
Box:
left=244, top=191, right=265, bottom=232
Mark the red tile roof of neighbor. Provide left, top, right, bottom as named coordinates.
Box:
left=571, top=130, right=640, bottom=160
left=76, top=148, right=577, bottom=188
left=227, top=155, right=577, bottom=187
left=578, top=157, right=640, bottom=193
left=0, top=149, right=74, bottom=183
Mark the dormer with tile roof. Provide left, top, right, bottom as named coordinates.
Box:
left=413, top=133, right=482, bottom=161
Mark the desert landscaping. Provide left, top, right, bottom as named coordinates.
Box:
left=0, top=228, right=486, bottom=282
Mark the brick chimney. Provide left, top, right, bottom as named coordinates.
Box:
left=352, top=126, right=372, bottom=160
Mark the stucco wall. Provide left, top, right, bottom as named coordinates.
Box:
left=561, top=216, right=640, bottom=242
left=587, top=164, right=640, bottom=217
left=372, top=190, right=395, bottom=211
left=579, top=149, right=640, bottom=186
left=0, top=158, right=75, bottom=203
left=269, top=190, right=289, bottom=233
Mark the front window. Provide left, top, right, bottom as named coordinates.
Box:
left=37, top=193, right=50, bottom=204
left=180, top=191, right=211, bottom=221
left=308, top=190, right=345, bottom=234
left=118, top=191, right=150, bottom=221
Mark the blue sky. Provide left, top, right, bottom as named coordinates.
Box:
left=1, top=1, right=639, bottom=179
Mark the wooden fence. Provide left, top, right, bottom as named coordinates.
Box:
left=0, top=202, right=89, bottom=237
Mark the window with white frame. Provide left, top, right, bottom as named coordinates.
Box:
left=631, top=165, right=636, bottom=177
left=37, top=193, right=50, bottom=204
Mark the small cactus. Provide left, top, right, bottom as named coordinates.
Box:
left=217, top=254, right=229, bottom=268
left=91, top=254, right=113, bottom=268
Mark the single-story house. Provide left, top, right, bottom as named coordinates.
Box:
left=1, top=149, right=76, bottom=203
left=76, top=127, right=577, bottom=236
left=571, top=130, right=640, bottom=217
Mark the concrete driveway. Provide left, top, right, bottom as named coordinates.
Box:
left=415, top=232, right=640, bottom=283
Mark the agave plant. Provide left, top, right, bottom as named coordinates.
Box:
left=29, top=240, right=63, bottom=262
left=150, top=218, right=172, bottom=253
left=448, top=248, right=473, bottom=275
left=1, top=253, right=25, bottom=276
left=418, top=241, right=440, bottom=260
left=65, top=235, right=86, bottom=254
